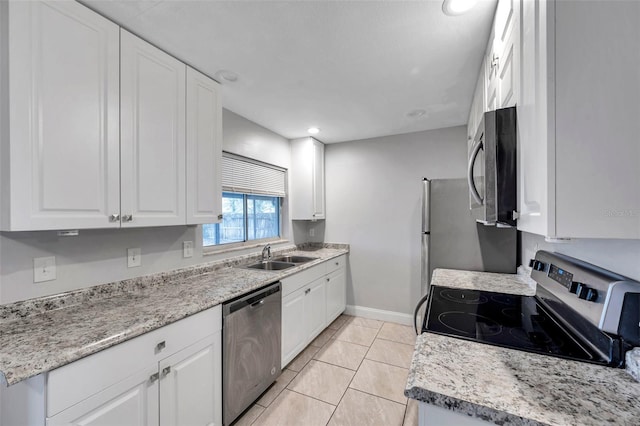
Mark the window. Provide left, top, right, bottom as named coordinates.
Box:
left=203, top=154, right=286, bottom=248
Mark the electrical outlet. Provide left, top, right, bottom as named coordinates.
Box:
left=183, top=241, right=194, bottom=258
left=34, top=256, right=56, bottom=283
left=127, top=248, right=141, bottom=268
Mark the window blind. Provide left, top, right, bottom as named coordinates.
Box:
left=221, top=153, right=286, bottom=197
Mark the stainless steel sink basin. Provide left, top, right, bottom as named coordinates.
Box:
left=272, top=255, right=317, bottom=264
left=245, top=261, right=296, bottom=271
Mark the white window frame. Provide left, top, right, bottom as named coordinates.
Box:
left=203, top=153, right=288, bottom=255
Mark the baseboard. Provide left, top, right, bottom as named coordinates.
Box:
left=344, top=305, right=413, bottom=326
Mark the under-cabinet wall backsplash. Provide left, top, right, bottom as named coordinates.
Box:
left=520, top=232, right=640, bottom=281
left=0, top=109, right=296, bottom=304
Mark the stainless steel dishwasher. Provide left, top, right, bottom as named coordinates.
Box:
left=222, top=282, right=282, bottom=426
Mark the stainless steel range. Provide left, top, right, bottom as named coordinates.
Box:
left=421, top=251, right=640, bottom=367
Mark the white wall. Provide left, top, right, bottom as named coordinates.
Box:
left=0, top=109, right=292, bottom=304
left=521, top=232, right=640, bottom=281
left=323, top=126, right=467, bottom=316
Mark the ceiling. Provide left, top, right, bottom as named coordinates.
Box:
left=83, top=0, right=497, bottom=143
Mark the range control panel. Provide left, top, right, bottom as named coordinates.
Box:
left=529, top=258, right=597, bottom=302
left=529, top=250, right=640, bottom=335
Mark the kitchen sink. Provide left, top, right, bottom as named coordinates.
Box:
left=245, top=260, right=296, bottom=271
left=271, top=255, right=317, bottom=264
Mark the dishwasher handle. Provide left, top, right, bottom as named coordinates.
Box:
left=250, top=299, right=265, bottom=308
left=224, top=282, right=281, bottom=316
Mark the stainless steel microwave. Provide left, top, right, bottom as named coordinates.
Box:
left=467, top=107, right=517, bottom=226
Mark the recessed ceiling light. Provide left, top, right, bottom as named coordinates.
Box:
left=407, top=109, right=426, bottom=118
left=307, top=127, right=320, bottom=134
left=442, top=0, right=478, bottom=16
left=214, top=69, right=239, bottom=83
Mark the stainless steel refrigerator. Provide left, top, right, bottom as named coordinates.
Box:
left=420, top=177, right=516, bottom=296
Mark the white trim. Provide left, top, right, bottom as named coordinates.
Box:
left=344, top=305, right=412, bottom=326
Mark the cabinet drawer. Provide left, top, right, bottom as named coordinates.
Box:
left=47, top=305, right=221, bottom=416
left=325, top=255, right=346, bottom=275
left=281, top=264, right=325, bottom=297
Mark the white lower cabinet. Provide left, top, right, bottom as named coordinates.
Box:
left=3, top=306, right=222, bottom=426
left=47, top=366, right=159, bottom=426
left=49, top=333, right=221, bottom=426
left=325, top=268, right=346, bottom=325
left=159, top=334, right=221, bottom=426
left=282, top=287, right=308, bottom=368
left=306, top=278, right=327, bottom=342
left=281, top=255, right=347, bottom=368
left=419, top=402, right=488, bottom=426
left=281, top=277, right=325, bottom=368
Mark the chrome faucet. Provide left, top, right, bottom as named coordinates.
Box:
left=261, top=244, right=272, bottom=262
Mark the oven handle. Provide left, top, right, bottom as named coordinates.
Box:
left=467, top=140, right=484, bottom=206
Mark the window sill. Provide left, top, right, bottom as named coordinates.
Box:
left=202, top=238, right=291, bottom=257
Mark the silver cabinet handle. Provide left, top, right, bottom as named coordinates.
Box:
left=149, top=372, right=159, bottom=383
left=156, top=341, right=166, bottom=352
left=122, top=214, right=133, bottom=222
left=162, top=366, right=171, bottom=377
left=109, top=214, right=120, bottom=222
left=305, top=288, right=311, bottom=295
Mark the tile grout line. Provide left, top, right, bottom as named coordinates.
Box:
left=242, top=316, right=414, bottom=426
left=322, top=321, right=382, bottom=425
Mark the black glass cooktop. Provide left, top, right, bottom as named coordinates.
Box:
left=422, top=286, right=608, bottom=364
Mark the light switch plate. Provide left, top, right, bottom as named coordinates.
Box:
left=127, top=248, right=141, bottom=268
left=34, top=256, right=56, bottom=283
left=183, top=241, right=194, bottom=258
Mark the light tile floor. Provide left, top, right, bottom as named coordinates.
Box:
left=234, top=315, right=418, bottom=426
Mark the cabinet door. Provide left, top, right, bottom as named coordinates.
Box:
left=496, top=0, right=519, bottom=108
left=120, top=29, right=186, bottom=227
left=312, top=140, right=326, bottom=219
left=282, top=288, right=307, bottom=368
left=516, top=0, right=552, bottom=236
left=186, top=67, right=222, bottom=225
left=5, top=0, right=120, bottom=231
left=325, top=269, right=346, bottom=326
left=47, top=367, right=159, bottom=426
left=485, top=41, right=499, bottom=112
left=291, top=137, right=326, bottom=220
left=306, top=277, right=327, bottom=342
left=159, top=333, right=222, bottom=426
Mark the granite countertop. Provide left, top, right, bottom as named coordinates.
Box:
left=430, top=267, right=536, bottom=295
left=405, top=268, right=640, bottom=425
left=0, top=243, right=348, bottom=386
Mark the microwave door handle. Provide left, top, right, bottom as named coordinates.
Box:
left=467, top=140, right=484, bottom=206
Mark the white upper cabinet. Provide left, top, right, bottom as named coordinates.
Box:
left=467, top=70, right=485, bottom=141
left=495, top=0, right=519, bottom=108
left=468, top=0, right=519, bottom=139
left=0, top=0, right=120, bottom=231
left=484, top=0, right=520, bottom=111
left=120, top=30, right=186, bottom=228
left=517, top=0, right=640, bottom=239
left=1, top=1, right=222, bottom=231
left=291, top=137, right=326, bottom=220
left=186, top=67, right=223, bottom=225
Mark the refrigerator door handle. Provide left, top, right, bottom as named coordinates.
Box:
left=422, top=178, right=431, bottom=234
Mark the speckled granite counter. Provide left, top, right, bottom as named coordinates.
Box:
left=430, top=267, right=536, bottom=295
left=405, top=268, right=640, bottom=425
left=0, top=243, right=348, bottom=386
